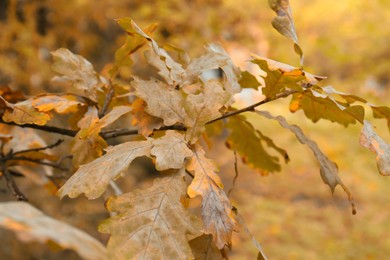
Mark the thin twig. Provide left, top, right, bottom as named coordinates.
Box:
left=1, top=162, right=28, bottom=201
left=12, top=139, right=64, bottom=156
left=185, top=169, right=194, bottom=179
left=228, top=150, right=239, bottom=198
left=99, top=82, right=115, bottom=118
left=8, top=157, right=68, bottom=171
left=0, top=118, right=77, bottom=137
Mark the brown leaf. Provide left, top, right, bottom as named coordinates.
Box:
left=51, top=48, right=105, bottom=102
left=268, top=0, right=303, bottom=64
left=131, top=98, right=163, bottom=137
left=184, top=80, right=231, bottom=143
left=0, top=202, right=108, bottom=260
left=257, top=110, right=356, bottom=214
left=186, top=144, right=237, bottom=249
left=59, top=140, right=153, bottom=199
left=359, top=120, right=390, bottom=176
left=151, top=130, right=192, bottom=171
left=32, top=94, right=85, bottom=114
left=132, top=77, right=186, bottom=126
left=99, top=169, right=201, bottom=260
left=189, top=234, right=223, bottom=260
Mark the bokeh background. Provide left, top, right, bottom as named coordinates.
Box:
left=0, top=0, right=389, bottom=259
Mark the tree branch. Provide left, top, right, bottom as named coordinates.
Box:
left=1, top=162, right=27, bottom=201
left=99, top=81, right=115, bottom=118
left=8, top=157, right=68, bottom=171
left=12, top=139, right=64, bottom=156
left=0, top=119, right=77, bottom=137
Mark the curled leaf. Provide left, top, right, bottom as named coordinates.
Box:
left=359, top=120, right=390, bottom=176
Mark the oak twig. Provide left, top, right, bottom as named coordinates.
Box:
left=12, top=139, right=64, bottom=156
left=1, top=162, right=28, bottom=201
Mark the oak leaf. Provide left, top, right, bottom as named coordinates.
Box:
left=0, top=202, right=108, bottom=260
left=59, top=139, right=152, bottom=199
left=51, top=48, right=105, bottom=102
left=99, top=169, right=201, bottom=260
left=189, top=234, right=223, bottom=260
left=151, top=130, right=192, bottom=171
left=359, top=120, right=390, bottom=176
left=131, top=98, right=163, bottom=137
left=257, top=110, right=356, bottom=214
left=226, top=115, right=285, bottom=175
left=186, top=144, right=237, bottom=249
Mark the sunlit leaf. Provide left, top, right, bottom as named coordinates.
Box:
left=0, top=202, right=108, bottom=260
left=239, top=71, right=261, bottom=89
left=99, top=169, right=201, bottom=260
left=151, top=130, right=192, bottom=171
left=186, top=144, right=237, bottom=249
left=59, top=139, right=152, bottom=199
left=359, top=120, right=390, bottom=176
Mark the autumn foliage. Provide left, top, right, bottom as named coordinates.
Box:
left=0, top=1, right=390, bottom=259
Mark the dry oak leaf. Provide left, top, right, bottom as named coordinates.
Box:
left=1, top=96, right=51, bottom=126
left=184, top=80, right=231, bottom=144
left=257, top=110, right=356, bottom=214
left=32, top=94, right=85, bottom=114
left=99, top=169, right=201, bottom=260
left=59, top=139, right=152, bottom=199
left=71, top=105, right=132, bottom=167
left=189, top=234, right=223, bottom=260
left=186, top=144, right=237, bottom=249
left=132, top=77, right=186, bottom=126
left=131, top=98, right=163, bottom=137
left=151, top=130, right=192, bottom=171
left=359, top=120, right=390, bottom=176
left=51, top=48, right=105, bottom=102
left=0, top=202, right=108, bottom=260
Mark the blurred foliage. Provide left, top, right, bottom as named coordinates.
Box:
left=1, top=0, right=390, bottom=259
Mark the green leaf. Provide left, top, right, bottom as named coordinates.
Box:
left=226, top=115, right=282, bottom=174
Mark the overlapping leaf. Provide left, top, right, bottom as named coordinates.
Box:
left=71, top=105, right=132, bottom=167
left=59, top=139, right=152, bottom=199
left=289, top=89, right=365, bottom=126
left=251, top=57, right=325, bottom=99
left=51, top=48, right=106, bottom=102
left=257, top=110, right=356, bottom=214
left=0, top=202, right=108, bottom=260
left=131, top=98, right=163, bottom=137
left=226, top=115, right=287, bottom=175
left=99, top=169, right=201, bottom=260
left=186, top=144, right=237, bottom=249
left=151, top=130, right=192, bottom=171
left=189, top=234, right=223, bottom=260
left=359, top=120, right=390, bottom=176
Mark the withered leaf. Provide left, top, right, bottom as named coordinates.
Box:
left=251, top=57, right=325, bottom=99
left=59, top=140, right=152, bottom=199
left=99, top=169, right=201, bottom=260
left=184, top=80, right=231, bottom=144
left=32, top=94, right=85, bottom=114
left=131, top=98, right=163, bottom=137
left=186, top=144, right=237, bottom=249
left=71, top=106, right=132, bottom=167
left=257, top=110, right=356, bottom=214
left=239, top=71, right=261, bottom=89
left=359, top=120, right=390, bottom=176
left=226, top=115, right=283, bottom=175
left=0, top=202, right=108, bottom=260
left=371, top=106, right=390, bottom=132
left=289, top=89, right=364, bottom=126
left=51, top=48, right=105, bottom=102
left=268, top=0, right=303, bottom=64
left=189, top=234, right=223, bottom=260
left=132, top=77, right=186, bottom=126
left=151, top=130, right=192, bottom=171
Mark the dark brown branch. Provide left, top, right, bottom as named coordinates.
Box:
left=12, top=139, right=64, bottom=156
left=9, top=157, right=68, bottom=171
left=0, top=118, right=77, bottom=137
left=185, top=169, right=194, bottom=179
left=228, top=150, right=239, bottom=198
left=207, top=89, right=298, bottom=125
left=1, top=162, right=27, bottom=201
left=101, top=125, right=187, bottom=139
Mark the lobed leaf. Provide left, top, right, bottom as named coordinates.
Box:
left=151, top=130, right=192, bottom=171
left=189, top=234, right=223, bottom=260
left=0, top=202, right=108, bottom=260
left=59, top=140, right=153, bottom=199
left=131, top=98, right=163, bottom=137
left=257, top=110, right=356, bottom=214
left=186, top=144, right=237, bottom=249
left=99, top=169, right=201, bottom=260
left=226, top=115, right=285, bottom=174
left=359, top=120, right=390, bottom=176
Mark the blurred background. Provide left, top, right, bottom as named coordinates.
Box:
left=0, top=0, right=389, bottom=259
